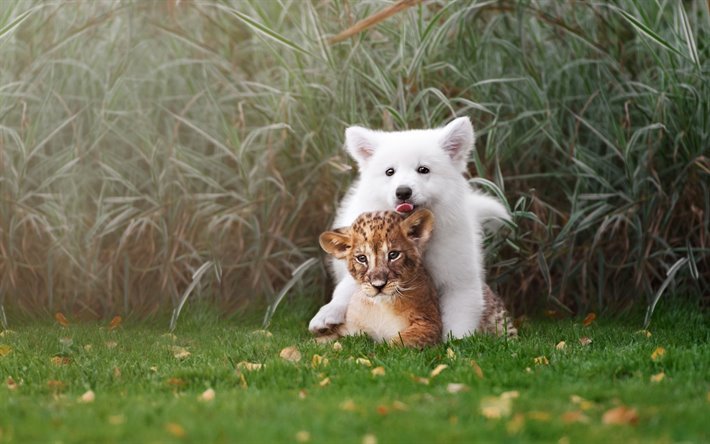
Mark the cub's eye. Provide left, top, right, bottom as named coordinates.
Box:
left=388, top=251, right=401, bottom=261
left=417, top=166, right=430, bottom=174
left=385, top=168, right=395, bottom=176
left=355, top=255, right=368, bottom=264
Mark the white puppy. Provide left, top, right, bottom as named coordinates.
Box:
left=309, top=117, right=510, bottom=339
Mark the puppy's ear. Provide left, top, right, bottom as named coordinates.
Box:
left=400, top=209, right=435, bottom=250
left=345, top=126, right=379, bottom=165
left=439, top=117, right=474, bottom=170
left=319, top=228, right=352, bottom=259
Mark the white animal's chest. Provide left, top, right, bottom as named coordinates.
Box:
left=341, top=292, right=409, bottom=342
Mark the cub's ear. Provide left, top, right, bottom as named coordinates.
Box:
left=439, top=117, right=474, bottom=170
left=345, top=126, right=379, bottom=166
left=400, top=209, right=435, bottom=249
left=319, top=228, right=351, bottom=259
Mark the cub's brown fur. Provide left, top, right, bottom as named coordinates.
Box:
left=480, top=285, right=517, bottom=337
left=319, top=210, right=441, bottom=347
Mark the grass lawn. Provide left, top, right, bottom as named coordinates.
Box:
left=0, top=303, right=707, bottom=443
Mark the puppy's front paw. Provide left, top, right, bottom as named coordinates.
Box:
left=308, top=303, right=347, bottom=334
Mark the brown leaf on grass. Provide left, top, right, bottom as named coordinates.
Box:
left=47, top=380, right=66, bottom=391
left=430, top=364, right=448, bottom=378
left=506, top=413, right=525, bottom=434
left=371, top=366, right=386, bottom=377
left=237, top=361, right=263, bottom=371
left=298, top=389, right=307, bottom=399
left=561, top=410, right=589, bottom=423
left=555, top=341, right=566, bottom=350
left=650, top=372, right=665, bottom=383
left=6, top=376, right=17, bottom=390
left=411, top=375, right=430, bottom=385
left=446, top=348, right=457, bottom=360
left=280, top=346, right=302, bottom=362
left=362, top=434, right=377, bottom=444
left=79, top=390, right=95, bottom=403
left=318, top=377, right=331, bottom=387
left=108, top=316, right=122, bottom=331
left=311, top=354, right=329, bottom=368
left=170, top=346, right=191, bottom=360
left=582, top=312, right=596, bottom=327
left=570, top=395, right=595, bottom=410
left=165, top=423, right=186, bottom=438
left=167, top=377, right=186, bottom=388
left=356, top=357, right=372, bottom=367
left=340, top=399, right=357, bottom=411
left=602, top=405, right=639, bottom=425
left=635, top=329, right=652, bottom=338
left=392, top=400, right=408, bottom=411
left=295, top=431, right=311, bottom=443
left=105, top=341, right=118, bottom=349
left=332, top=341, right=343, bottom=352
left=446, top=383, right=469, bottom=394
left=55, top=312, right=69, bottom=327
left=50, top=356, right=71, bottom=366
left=470, top=360, right=484, bottom=379
left=651, top=347, right=666, bottom=361
left=376, top=405, right=389, bottom=416
left=533, top=356, right=549, bottom=366
left=198, top=388, right=215, bottom=402
left=579, top=337, right=593, bottom=346
left=480, top=394, right=513, bottom=419
left=0, top=345, right=12, bottom=357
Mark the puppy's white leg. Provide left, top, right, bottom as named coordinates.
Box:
left=440, top=286, right=485, bottom=339
left=308, top=275, right=358, bottom=334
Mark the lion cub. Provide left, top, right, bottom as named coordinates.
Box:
left=319, top=209, right=441, bottom=347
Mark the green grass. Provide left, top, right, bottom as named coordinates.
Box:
left=1, top=304, right=707, bottom=443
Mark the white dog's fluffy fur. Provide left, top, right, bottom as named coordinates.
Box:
left=309, top=117, right=510, bottom=338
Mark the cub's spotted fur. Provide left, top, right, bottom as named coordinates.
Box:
left=319, top=210, right=441, bottom=347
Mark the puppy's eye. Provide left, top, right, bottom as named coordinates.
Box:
left=355, top=255, right=368, bottom=264
left=388, top=251, right=401, bottom=261
left=417, top=166, right=430, bottom=174
left=385, top=168, right=395, bottom=176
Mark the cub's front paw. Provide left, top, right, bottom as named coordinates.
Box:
left=308, top=303, right=347, bottom=334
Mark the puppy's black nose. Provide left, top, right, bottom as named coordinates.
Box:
left=396, top=186, right=412, bottom=201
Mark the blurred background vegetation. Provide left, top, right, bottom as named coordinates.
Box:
left=0, top=0, right=707, bottom=323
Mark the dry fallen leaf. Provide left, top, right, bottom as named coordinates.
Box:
left=332, top=341, right=343, bottom=352
left=582, top=312, right=596, bottom=327
left=412, top=375, right=430, bottom=385
left=170, top=346, right=191, bottom=360
left=295, top=431, right=310, bottom=443
left=602, top=405, right=639, bottom=425
left=167, top=378, right=186, bottom=388
left=371, top=366, right=386, bottom=377
left=198, top=388, right=215, bottom=402
left=6, top=376, right=17, bottom=390
left=480, top=394, right=514, bottom=419
left=506, top=413, right=526, bottom=434
left=280, top=346, right=302, bottom=362
left=298, top=389, right=307, bottom=399
left=165, top=423, right=186, bottom=438
left=55, top=312, right=70, bottom=327
left=570, top=395, right=594, bottom=411
left=446, top=383, right=469, bottom=394
left=311, top=354, right=329, bottom=368
left=0, top=345, right=12, bottom=357
left=51, top=356, right=71, bottom=366
left=108, top=316, right=122, bottom=331
left=635, top=330, right=652, bottom=338
left=79, top=390, right=95, bottom=403
left=47, top=380, right=66, bottom=391
left=561, top=411, right=588, bottom=423
left=250, top=329, right=273, bottom=338
left=83, top=344, right=93, bottom=352
left=555, top=341, right=566, bottom=350
left=362, top=434, right=377, bottom=444
left=650, top=372, right=665, bottom=383
left=470, top=360, right=484, bottom=379
left=533, top=356, right=549, bottom=366
left=446, top=348, right=457, bottom=360
left=579, top=337, right=593, bottom=346
left=651, top=347, right=666, bottom=361
left=376, top=405, right=389, bottom=416
left=105, top=341, right=118, bottom=349
left=319, top=377, right=331, bottom=387
left=430, top=364, right=448, bottom=378
left=392, top=400, right=408, bottom=411
left=237, top=361, right=263, bottom=371
left=356, top=357, right=372, bottom=367
left=340, top=399, right=357, bottom=411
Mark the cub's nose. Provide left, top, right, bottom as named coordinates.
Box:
left=371, top=279, right=387, bottom=292
left=396, top=186, right=412, bottom=201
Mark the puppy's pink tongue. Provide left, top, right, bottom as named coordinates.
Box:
left=395, top=203, right=414, bottom=213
